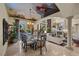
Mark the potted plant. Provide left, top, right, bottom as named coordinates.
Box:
left=9, top=22, right=19, bottom=43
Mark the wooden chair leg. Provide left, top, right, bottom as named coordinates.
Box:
left=45, top=45, right=47, bottom=52
left=24, top=43, right=27, bottom=52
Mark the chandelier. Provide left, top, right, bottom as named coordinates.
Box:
left=28, top=8, right=36, bottom=21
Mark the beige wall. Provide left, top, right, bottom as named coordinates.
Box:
left=0, top=3, right=9, bottom=56
left=72, top=18, right=79, bottom=34
left=34, top=16, right=68, bottom=31
left=8, top=17, right=15, bottom=25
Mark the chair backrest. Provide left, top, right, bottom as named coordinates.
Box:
left=41, top=34, right=47, bottom=46
left=20, top=32, right=27, bottom=43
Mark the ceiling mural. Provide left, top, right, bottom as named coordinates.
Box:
left=35, top=3, right=60, bottom=17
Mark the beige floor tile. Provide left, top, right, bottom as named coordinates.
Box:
left=5, top=41, right=79, bottom=56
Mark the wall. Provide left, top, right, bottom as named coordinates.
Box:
left=34, top=16, right=68, bottom=31
left=8, top=17, right=15, bottom=25
left=72, top=16, right=79, bottom=34
left=0, top=3, right=9, bottom=56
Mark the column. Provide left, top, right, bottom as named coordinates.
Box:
left=67, top=16, right=73, bottom=49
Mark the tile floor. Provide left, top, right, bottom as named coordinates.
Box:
left=5, top=41, right=79, bottom=56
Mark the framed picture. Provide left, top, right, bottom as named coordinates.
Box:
left=47, top=19, right=51, bottom=33
left=3, top=18, right=9, bottom=45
